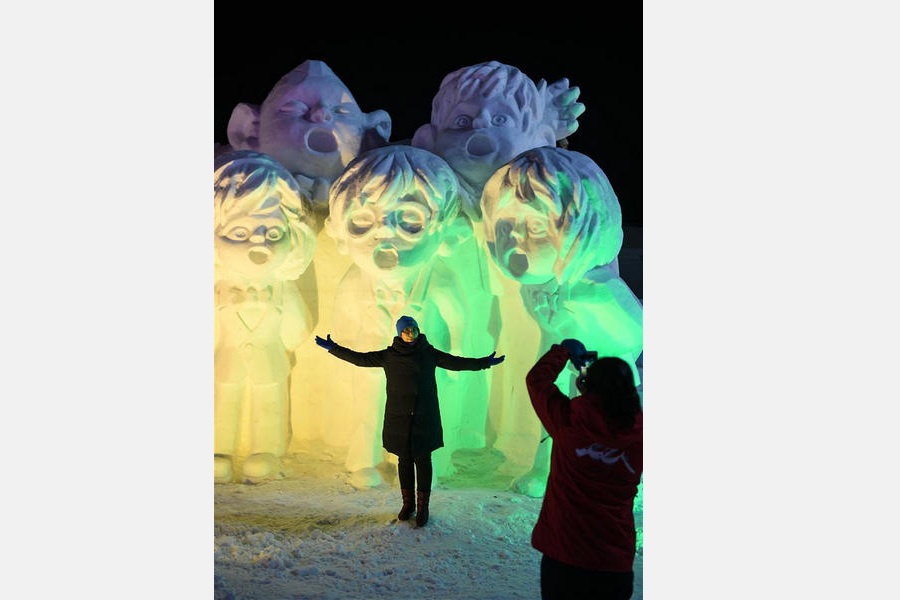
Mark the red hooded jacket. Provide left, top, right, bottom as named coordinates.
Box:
left=525, top=344, right=643, bottom=572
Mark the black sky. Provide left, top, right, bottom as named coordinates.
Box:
left=214, top=19, right=642, bottom=225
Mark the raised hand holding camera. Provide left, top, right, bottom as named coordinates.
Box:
left=559, top=338, right=588, bottom=368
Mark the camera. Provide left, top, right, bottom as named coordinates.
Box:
left=575, top=350, right=598, bottom=394
left=579, top=351, right=598, bottom=378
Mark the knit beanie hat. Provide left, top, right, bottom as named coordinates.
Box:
left=396, top=315, right=419, bottom=337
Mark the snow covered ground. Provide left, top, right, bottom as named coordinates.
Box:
left=214, top=441, right=643, bottom=600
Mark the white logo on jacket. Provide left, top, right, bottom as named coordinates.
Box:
left=575, top=443, right=635, bottom=474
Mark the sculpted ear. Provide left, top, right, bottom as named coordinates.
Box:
left=360, top=109, right=392, bottom=151
left=227, top=103, right=261, bottom=151
left=410, top=123, right=436, bottom=151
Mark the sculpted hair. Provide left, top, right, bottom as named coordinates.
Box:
left=431, top=61, right=546, bottom=134
left=327, top=145, right=460, bottom=233
left=482, top=146, right=623, bottom=283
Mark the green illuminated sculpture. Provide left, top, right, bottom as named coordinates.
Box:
left=410, top=62, right=586, bottom=467
left=323, top=144, right=483, bottom=488
left=481, top=146, right=643, bottom=497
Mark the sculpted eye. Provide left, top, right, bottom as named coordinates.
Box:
left=398, top=217, right=424, bottom=234
left=453, top=115, right=472, bottom=129
left=395, top=205, right=427, bottom=235
left=278, top=100, right=309, bottom=116
left=349, top=209, right=376, bottom=235
left=266, top=227, right=285, bottom=242
left=491, top=114, right=509, bottom=126
left=225, top=227, right=250, bottom=242
left=527, top=218, right=549, bottom=237
left=494, top=219, right=513, bottom=240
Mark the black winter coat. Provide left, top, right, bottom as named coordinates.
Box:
left=327, top=334, right=494, bottom=458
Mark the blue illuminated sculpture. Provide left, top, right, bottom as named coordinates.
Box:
left=226, top=59, right=391, bottom=215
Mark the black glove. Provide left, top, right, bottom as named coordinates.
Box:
left=315, top=334, right=336, bottom=351
left=559, top=338, right=587, bottom=369
left=485, top=351, right=505, bottom=366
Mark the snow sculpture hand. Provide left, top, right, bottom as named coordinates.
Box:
left=544, top=77, right=586, bottom=139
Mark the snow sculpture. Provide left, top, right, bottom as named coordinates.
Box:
left=226, top=59, right=392, bottom=215
left=224, top=60, right=394, bottom=450
left=411, top=60, right=583, bottom=219
left=213, top=60, right=642, bottom=499
left=480, top=146, right=643, bottom=497
left=322, top=144, right=480, bottom=488
left=410, top=61, right=586, bottom=473
left=213, top=150, right=318, bottom=483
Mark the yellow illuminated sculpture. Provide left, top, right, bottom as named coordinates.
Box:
left=213, top=151, right=318, bottom=483
left=223, top=59, right=394, bottom=452
left=481, top=146, right=643, bottom=497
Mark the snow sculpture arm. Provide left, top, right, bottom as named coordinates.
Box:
left=278, top=280, right=312, bottom=352
left=542, top=77, right=586, bottom=140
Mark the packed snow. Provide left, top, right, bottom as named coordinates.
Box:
left=214, top=440, right=643, bottom=599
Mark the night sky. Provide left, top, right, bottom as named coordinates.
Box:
left=214, top=19, right=642, bottom=226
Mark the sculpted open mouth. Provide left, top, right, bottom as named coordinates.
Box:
left=464, top=133, right=496, bottom=157
left=373, top=245, right=399, bottom=269
left=305, top=128, right=339, bottom=154
left=248, top=246, right=272, bottom=265
left=505, top=249, right=529, bottom=278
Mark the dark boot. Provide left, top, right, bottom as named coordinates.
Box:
left=398, top=489, right=416, bottom=521
left=415, top=490, right=431, bottom=527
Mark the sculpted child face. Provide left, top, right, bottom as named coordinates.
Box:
left=429, top=96, right=534, bottom=196
left=258, top=74, right=367, bottom=180
left=338, top=191, right=443, bottom=277
left=483, top=200, right=561, bottom=285
left=215, top=202, right=294, bottom=281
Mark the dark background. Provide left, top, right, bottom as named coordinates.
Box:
left=214, top=20, right=641, bottom=225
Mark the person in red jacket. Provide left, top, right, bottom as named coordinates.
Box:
left=525, top=338, right=643, bottom=600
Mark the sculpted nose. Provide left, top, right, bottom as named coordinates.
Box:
left=471, top=109, right=493, bottom=129
left=250, top=226, right=267, bottom=244
left=308, top=106, right=333, bottom=123
left=373, top=218, right=394, bottom=239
